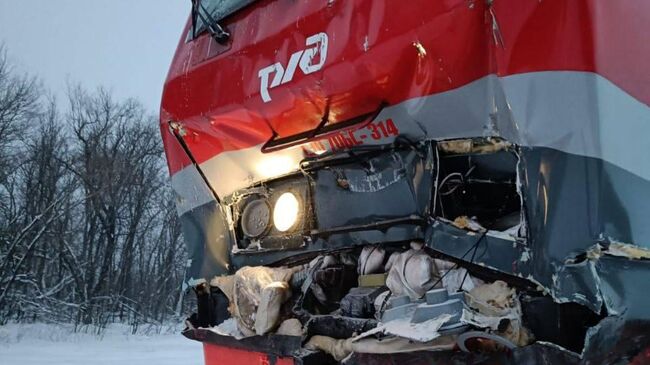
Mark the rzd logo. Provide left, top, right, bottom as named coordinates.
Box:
left=258, top=32, right=328, bottom=103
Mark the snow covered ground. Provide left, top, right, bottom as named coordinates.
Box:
left=0, top=323, right=203, bottom=365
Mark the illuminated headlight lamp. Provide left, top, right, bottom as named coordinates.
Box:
left=273, top=192, right=300, bottom=232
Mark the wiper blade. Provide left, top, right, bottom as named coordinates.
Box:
left=191, top=0, right=230, bottom=44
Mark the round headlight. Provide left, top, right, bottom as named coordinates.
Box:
left=273, top=192, right=300, bottom=232
left=241, top=199, right=270, bottom=238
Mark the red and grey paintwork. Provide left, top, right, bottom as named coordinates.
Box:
left=161, top=0, right=650, bottom=363
left=162, top=0, right=649, bottom=206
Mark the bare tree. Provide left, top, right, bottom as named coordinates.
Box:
left=0, top=47, right=187, bottom=330
left=0, top=98, right=73, bottom=321
left=0, top=45, right=40, bottom=184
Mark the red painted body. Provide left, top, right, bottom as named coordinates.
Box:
left=161, top=0, right=649, bottom=177
left=203, top=343, right=294, bottom=365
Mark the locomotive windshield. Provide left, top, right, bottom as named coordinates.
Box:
left=191, top=0, right=257, bottom=39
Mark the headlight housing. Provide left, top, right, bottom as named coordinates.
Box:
left=232, top=176, right=311, bottom=250
left=240, top=198, right=270, bottom=238
left=273, top=192, right=300, bottom=232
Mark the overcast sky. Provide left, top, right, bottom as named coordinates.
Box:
left=0, top=1, right=189, bottom=112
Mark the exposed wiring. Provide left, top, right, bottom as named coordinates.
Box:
left=377, top=291, right=392, bottom=319
left=431, top=143, right=440, bottom=217
left=439, top=172, right=464, bottom=196
left=435, top=162, right=479, bottom=219
left=430, top=229, right=488, bottom=290
left=459, top=235, right=482, bottom=291
left=360, top=245, right=378, bottom=275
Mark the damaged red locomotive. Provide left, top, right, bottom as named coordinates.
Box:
left=160, top=0, right=650, bottom=363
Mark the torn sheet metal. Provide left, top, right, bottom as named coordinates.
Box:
left=605, top=242, right=650, bottom=260
left=352, top=314, right=453, bottom=343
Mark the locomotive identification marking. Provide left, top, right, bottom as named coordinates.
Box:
left=305, top=119, right=400, bottom=154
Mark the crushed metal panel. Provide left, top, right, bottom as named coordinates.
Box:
left=313, top=146, right=433, bottom=230
left=595, top=256, right=650, bottom=319
left=551, top=260, right=603, bottom=313
left=425, top=221, right=531, bottom=278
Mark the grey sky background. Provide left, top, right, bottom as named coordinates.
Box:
left=0, top=1, right=189, bottom=112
